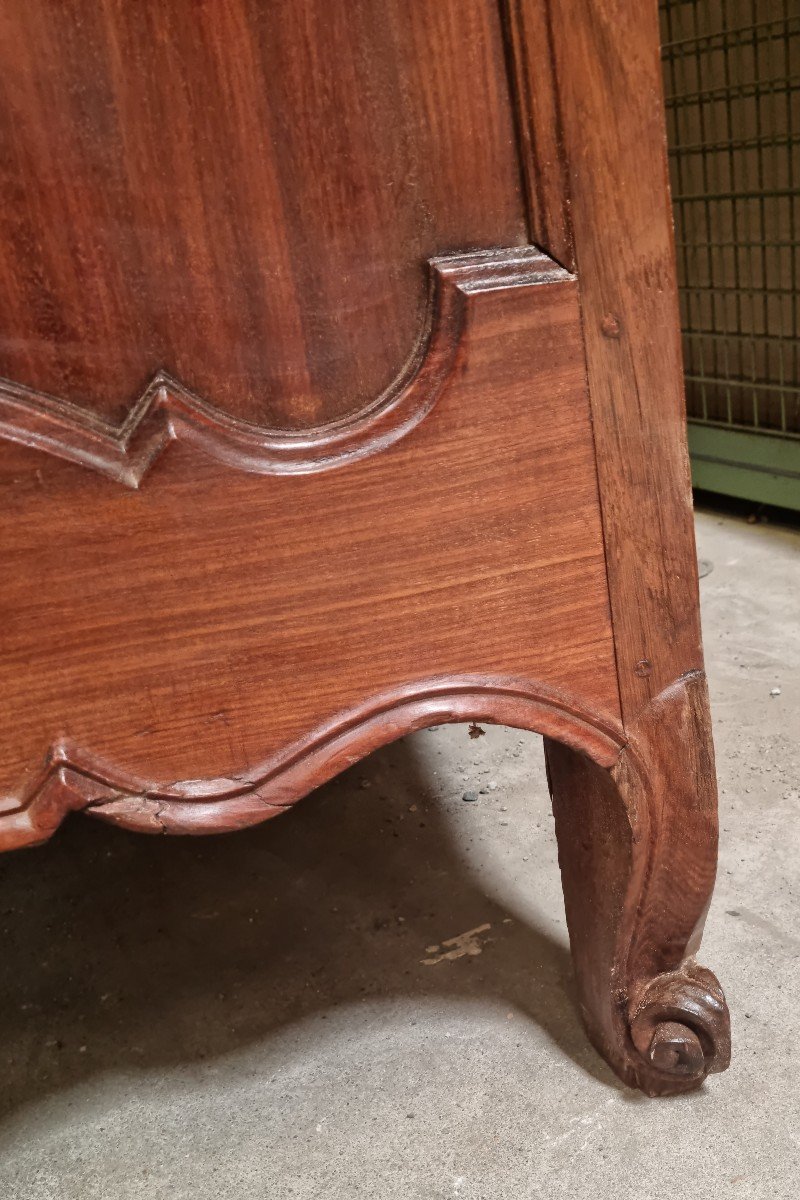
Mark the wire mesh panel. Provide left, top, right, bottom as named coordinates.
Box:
left=660, top=0, right=800, bottom=507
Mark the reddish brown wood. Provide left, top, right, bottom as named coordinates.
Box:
left=0, top=254, right=621, bottom=847
left=0, top=0, right=730, bottom=1096
left=2, top=679, right=625, bottom=848
left=514, top=0, right=704, bottom=722
left=506, top=3, right=730, bottom=1092
left=0, top=249, right=564, bottom=485
left=0, top=0, right=527, bottom=427
left=545, top=672, right=730, bottom=1095
left=503, top=0, right=574, bottom=270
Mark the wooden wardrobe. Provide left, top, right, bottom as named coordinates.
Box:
left=0, top=1, right=731, bottom=1095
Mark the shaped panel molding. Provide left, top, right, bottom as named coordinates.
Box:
left=0, top=247, right=621, bottom=851
left=0, top=248, right=566, bottom=486
left=0, top=1, right=528, bottom=428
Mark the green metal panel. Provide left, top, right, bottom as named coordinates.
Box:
left=661, top=2, right=800, bottom=505
left=688, top=422, right=800, bottom=509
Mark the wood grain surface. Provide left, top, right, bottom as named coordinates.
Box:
left=0, top=249, right=563, bottom=485
left=503, top=0, right=574, bottom=270
left=511, top=0, right=704, bottom=722
left=0, top=255, right=620, bottom=846
left=0, top=0, right=526, bottom=428
left=546, top=672, right=730, bottom=1095
left=0, top=0, right=731, bottom=1097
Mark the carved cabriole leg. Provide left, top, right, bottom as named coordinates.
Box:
left=544, top=670, right=731, bottom=1096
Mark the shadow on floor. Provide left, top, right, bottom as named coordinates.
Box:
left=0, top=733, right=622, bottom=1120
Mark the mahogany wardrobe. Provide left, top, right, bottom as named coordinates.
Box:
left=0, top=0, right=731, bottom=1095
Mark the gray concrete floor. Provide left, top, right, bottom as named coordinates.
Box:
left=0, top=506, right=798, bottom=1199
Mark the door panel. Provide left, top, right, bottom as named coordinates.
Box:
left=0, top=0, right=528, bottom=428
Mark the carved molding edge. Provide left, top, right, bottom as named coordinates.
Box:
left=0, top=247, right=570, bottom=487
left=615, top=670, right=731, bottom=1094
left=546, top=670, right=730, bottom=1095
left=0, top=675, right=623, bottom=852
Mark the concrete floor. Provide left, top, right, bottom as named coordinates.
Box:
left=0, top=506, right=798, bottom=1199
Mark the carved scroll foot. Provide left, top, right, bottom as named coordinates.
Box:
left=629, top=962, right=731, bottom=1092
left=544, top=671, right=731, bottom=1096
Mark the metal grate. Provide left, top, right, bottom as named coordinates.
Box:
left=660, top=0, right=800, bottom=508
